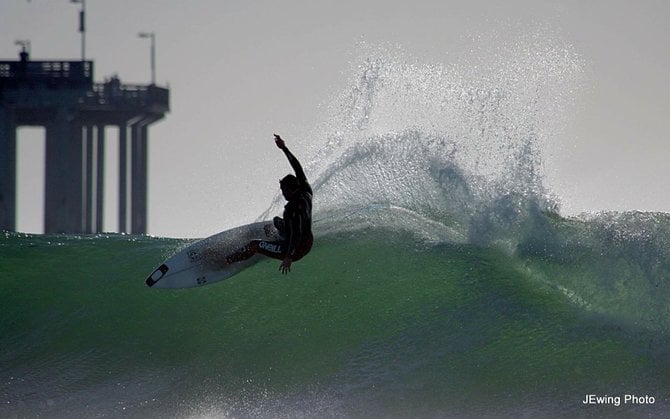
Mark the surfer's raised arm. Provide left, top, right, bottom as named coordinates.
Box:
left=274, top=134, right=310, bottom=191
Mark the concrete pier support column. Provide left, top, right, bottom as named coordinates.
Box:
left=67, top=123, right=84, bottom=233
left=0, top=108, right=17, bottom=232
left=131, top=121, right=149, bottom=234
left=95, top=125, right=105, bottom=233
left=45, top=114, right=65, bottom=233
left=84, top=125, right=95, bottom=233
left=45, top=109, right=84, bottom=233
left=118, top=123, right=128, bottom=233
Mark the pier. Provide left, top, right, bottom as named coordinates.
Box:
left=0, top=50, right=169, bottom=234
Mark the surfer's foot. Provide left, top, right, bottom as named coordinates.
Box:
left=225, top=242, right=257, bottom=265
left=224, top=252, right=242, bottom=265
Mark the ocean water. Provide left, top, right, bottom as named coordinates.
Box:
left=3, top=43, right=670, bottom=417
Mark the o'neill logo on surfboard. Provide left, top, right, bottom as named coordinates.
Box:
left=259, top=241, right=281, bottom=253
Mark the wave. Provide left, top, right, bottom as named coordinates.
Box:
left=2, top=225, right=669, bottom=417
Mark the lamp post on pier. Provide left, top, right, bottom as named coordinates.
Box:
left=70, top=0, right=86, bottom=61
left=138, top=32, right=156, bottom=85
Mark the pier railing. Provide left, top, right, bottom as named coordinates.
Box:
left=0, top=59, right=168, bottom=112
left=85, top=81, right=169, bottom=110
left=0, top=60, right=93, bottom=89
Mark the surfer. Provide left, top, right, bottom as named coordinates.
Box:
left=225, top=134, right=313, bottom=274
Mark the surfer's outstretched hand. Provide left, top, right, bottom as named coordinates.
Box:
left=274, top=134, right=286, bottom=150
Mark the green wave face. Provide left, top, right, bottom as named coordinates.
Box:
left=2, top=226, right=669, bottom=417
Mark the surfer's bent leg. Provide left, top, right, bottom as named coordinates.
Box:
left=273, top=216, right=285, bottom=236
left=255, top=240, right=284, bottom=260
left=226, top=239, right=284, bottom=264
left=225, top=240, right=260, bottom=264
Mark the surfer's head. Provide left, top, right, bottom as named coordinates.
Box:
left=280, top=174, right=299, bottom=200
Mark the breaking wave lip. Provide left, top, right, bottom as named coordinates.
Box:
left=261, top=36, right=582, bottom=238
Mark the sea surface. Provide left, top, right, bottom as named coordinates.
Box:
left=3, top=42, right=670, bottom=418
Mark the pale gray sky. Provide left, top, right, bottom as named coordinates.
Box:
left=2, top=0, right=669, bottom=238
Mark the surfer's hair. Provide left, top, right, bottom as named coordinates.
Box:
left=280, top=174, right=299, bottom=190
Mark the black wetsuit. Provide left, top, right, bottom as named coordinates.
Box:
left=226, top=146, right=313, bottom=264
left=271, top=147, right=313, bottom=260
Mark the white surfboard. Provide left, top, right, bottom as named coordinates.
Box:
left=145, top=221, right=280, bottom=289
